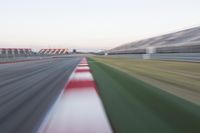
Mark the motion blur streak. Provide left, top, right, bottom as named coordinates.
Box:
left=0, top=57, right=82, bottom=133
left=37, top=58, right=113, bottom=133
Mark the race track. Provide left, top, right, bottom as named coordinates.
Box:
left=0, top=56, right=200, bottom=133
left=0, top=57, right=82, bottom=133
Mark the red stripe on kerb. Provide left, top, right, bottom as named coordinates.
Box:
left=76, top=66, right=89, bottom=69
left=65, top=80, right=96, bottom=90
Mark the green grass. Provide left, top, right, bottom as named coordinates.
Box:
left=90, top=56, right=200, bottom=105
left=88, top=58, right=200, bottom=133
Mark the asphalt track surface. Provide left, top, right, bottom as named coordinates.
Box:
left=0, top=57, right=82, bottom=133
left=0, top=56, right=50, bottom=64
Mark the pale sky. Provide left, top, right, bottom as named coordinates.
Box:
left=0, top=0, right=200, bottom=50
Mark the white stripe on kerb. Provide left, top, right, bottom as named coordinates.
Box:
left=72, top=72, right=93, bottom=81
left=76, top=66, right=90, bottom=70
left=40, top=89, right=113, bottom=133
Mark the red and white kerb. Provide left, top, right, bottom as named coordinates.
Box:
left=38, top=58, right=113, bottom=133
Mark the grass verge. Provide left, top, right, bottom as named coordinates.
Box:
left=88, top=58, right=200, bottom=133
left=90, top=56, right=200, bottom=105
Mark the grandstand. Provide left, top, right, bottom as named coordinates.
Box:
left=0, top=48, right=33, bottom=58
left=38, top=48, right=69, bottom=55
left=108, top=26, right=200, bottom=54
